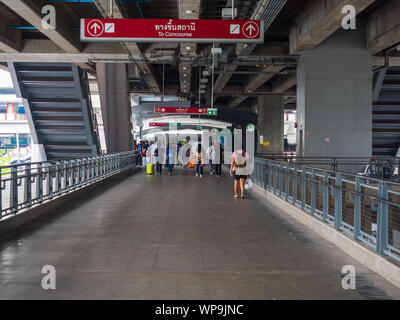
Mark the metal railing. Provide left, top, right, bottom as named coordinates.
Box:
left=253, top=158, right=400, bottom=263
left=0, top=151, right=139, bottom=221
left=258, top=154, right=400, bottom=179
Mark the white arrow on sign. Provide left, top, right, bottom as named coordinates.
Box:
left=91, top=23, right=101, bottom=34
left=243, top=21, right=259, bottom=39
left=247, top=24, right=256, bottom=36
left=87, top=20, right=104, bottom=37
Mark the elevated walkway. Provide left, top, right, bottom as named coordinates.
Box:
left=0, top=167, right=399, bottom=299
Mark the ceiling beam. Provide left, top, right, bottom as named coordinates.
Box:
left=227, top=66, right=284, bottom=107
left=93, top=0, right=160, bottom=93
left=367, top=0, right=400, bottom=54
left=212, top=0, right=287, bottom=97
left=2, top=0, right=81, bottom=53
left=178, top=0, right=201, bottom=97
left=272, top=74, right=296, bottom=93
left=93, top=0, right=127, bottom=19
left=0, top=5, right=22, bottom=53
left=0, top=23, right=21, bottom=53
left=289, top=0, right=376, bottom=54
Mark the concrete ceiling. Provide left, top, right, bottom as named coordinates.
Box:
left=0, top=0, right=399, bottom=110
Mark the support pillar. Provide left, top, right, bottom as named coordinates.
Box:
left=96, top=63, right=133, bottom=153
left=257, top=95, right=284, bottom=154
left=296, top=24, right=372, bottom=157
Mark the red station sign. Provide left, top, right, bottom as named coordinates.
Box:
left=81, top=19, right=263, bottom=43
left=149, top=122, right=168, bottom=127
left=154, top=107, right=208, bottom=115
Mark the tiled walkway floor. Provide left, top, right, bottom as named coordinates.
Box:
left=0, top=167, right=399, bottom=299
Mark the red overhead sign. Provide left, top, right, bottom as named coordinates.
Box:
left=81, top=19, right=263, bottom=43
left=149, top=122, right=168, bottom=127
left=154, top=107, right=208, bottom=115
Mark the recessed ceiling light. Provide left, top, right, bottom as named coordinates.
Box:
left=183, top=66, right=187, bottom=70
left=186, top=46, right=191, bottom=50
left=183, top=74, right=187, bottom=77
left=186, top=10, right=194, bottom=14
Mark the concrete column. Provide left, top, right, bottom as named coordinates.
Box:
left=257, top=95, right=284, bottom=154
left=96, top=63, right=133, bottom=153
left=296, top=24, right=372, bottom=157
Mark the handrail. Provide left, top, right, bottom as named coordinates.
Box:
left=0, top=151, right=139, bottom=221
left=252, top=157, right=400, bottom=263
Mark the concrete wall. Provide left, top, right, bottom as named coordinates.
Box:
left=296, top=25, right=372, bottom=157
left=257, top=95, right=284, bottom=154
left=97, top=63, right=133, bottom=153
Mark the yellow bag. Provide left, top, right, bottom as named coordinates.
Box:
left=146, top=163, right=154, bottom=174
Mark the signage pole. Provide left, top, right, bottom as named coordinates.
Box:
left=162, top=63, right=165, bottom=104
left=232, top=0, right=235, bottom=19
left=211, top=43, right=215, bottom=109
left=109, top=0, right=113, bottom=18
left=198, top=64, right=201, bottom=106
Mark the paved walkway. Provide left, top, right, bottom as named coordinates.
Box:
left=0, top=167, right=399, bottom=299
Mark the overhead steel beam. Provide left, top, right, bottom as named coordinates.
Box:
left=2, top=0, right=81, bottom=53
left=289, top=0, right=376, bottom=54
left=227, top=65, right=283, bottom=107
left=178, top=0, right=201, bottom=97
left=0, top=15, right=21, bottom=53
left=93, top=0, right=160, bottom=93
left=367, top=0, right=400, bottom=54
left=93, top=0, right=127, bottom=19
left=272, top=74, right=296, bottom=93
left=212, top=0, right=286, bottom=97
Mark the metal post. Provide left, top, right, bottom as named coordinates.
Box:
left=26, top=164, right=31, bottom=207
left=293, top=166, right=298, bottom=206
left=376, top=181, right=389, bottom=254
left=311, top=169, right=316, bottom=215
left=285, top=163, right=290, bottom=201
left=232, top=0, right=235, bottom=19
left=263, top=164, right=268, bottom=190
left=78, top=159, right=82, bottom=186
left=334, top=173, right=343, bottom=230
left=300, top=169, right=306, bottom=210
left=47, top=163, right=53, bottom=199
left=279, top=163, right=283, bottom=198
left=37, top=163, right=43, bottom=203
left=268, top=162, right=272, bottom=192
left=65, top=161, right=70, bottom=192
left=353, top=176, right=361, bottom=240
left=323, top=171, right=329, bottom=222
left=211, top=43, right=215, bottom=108
left=11, top=166, right=18, bottom=213
left=71, top=160, right=75, bottom=189
left=109, top=0, right=113, bottom=17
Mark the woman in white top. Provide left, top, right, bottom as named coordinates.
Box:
left=230, top=149, right=249, bottom=199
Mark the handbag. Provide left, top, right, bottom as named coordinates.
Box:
left=245, top=179, right=253, bottom=190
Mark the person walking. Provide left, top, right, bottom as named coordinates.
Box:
left=154, top=146, right=162, bottom=175
left=215, top=143, right=224, bottom=179
left=207, top=143, right=215, bottom=175
left=195, top=143, right=204, bottom=178
left=230, top=148, right=249, bottom=199
left=166, top=146, right=174, bottom=176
